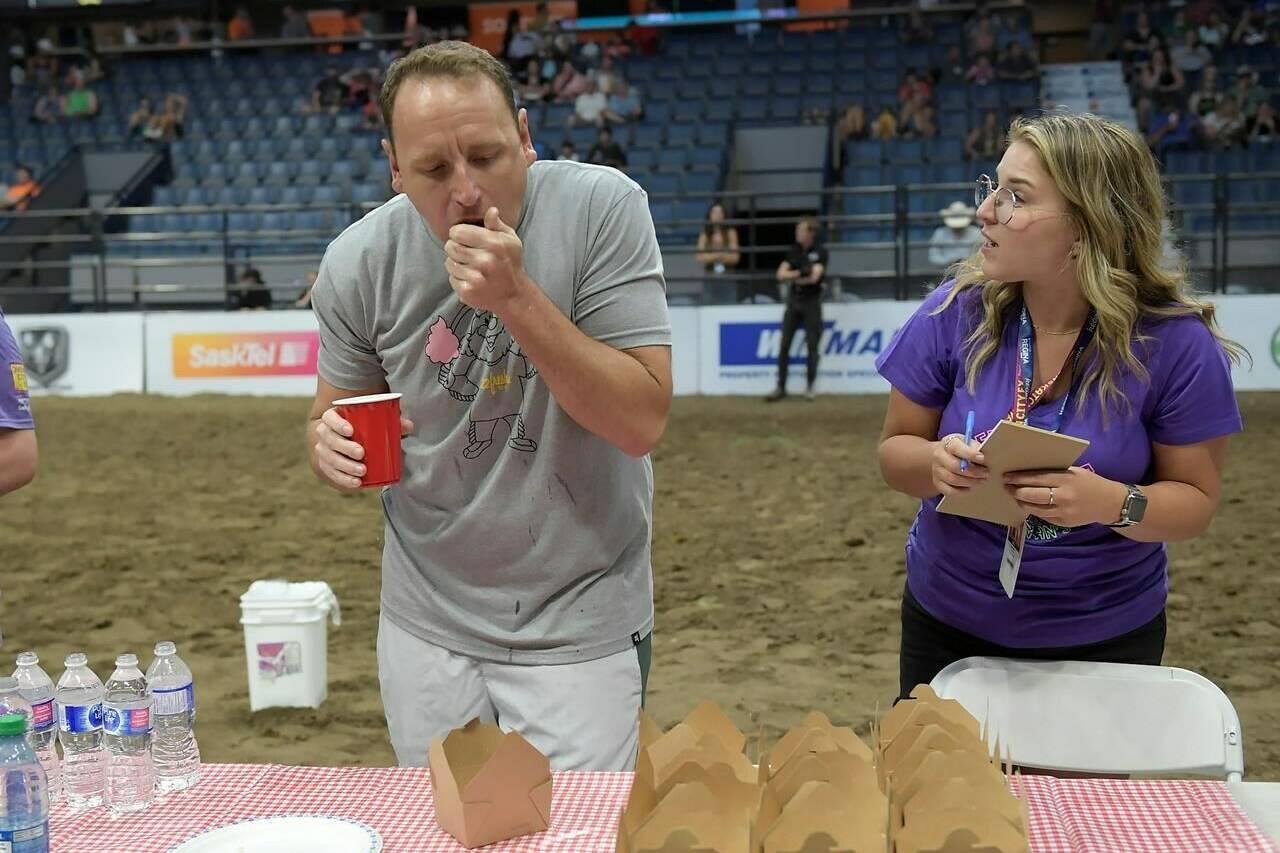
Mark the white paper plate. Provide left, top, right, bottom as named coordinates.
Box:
left=168, top=815, right=382, bottom=853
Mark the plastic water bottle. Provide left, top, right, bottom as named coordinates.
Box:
left=12, top=653, right=62, bottom=803
left=102, top=654, right=154, bottom=814
left=0, top=712, right=49, bottom=852
left=146, top=642, right=200, bottom=793
left=55, top=653, right=105, bottom=812
left=0, top=678, right=33, bottom=735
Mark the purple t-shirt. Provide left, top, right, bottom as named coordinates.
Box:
left=876, top=281, right=1242, bottom=648
left=0, top=308, right=34, bottom=431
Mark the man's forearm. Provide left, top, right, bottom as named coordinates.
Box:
left=498, top=279, right=669, bottom=457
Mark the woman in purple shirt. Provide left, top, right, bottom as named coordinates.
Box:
left=0, top=307, right=37, bottom=495
left=875, top=113, right=1244, bottom=699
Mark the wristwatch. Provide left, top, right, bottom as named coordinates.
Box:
left=1108, top=483, right=1148, bottom=528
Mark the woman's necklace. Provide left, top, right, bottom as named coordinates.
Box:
left=1033, top=324, right=1082, bottom=336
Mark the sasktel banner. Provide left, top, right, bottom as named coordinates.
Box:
left=4, top=313, right=144, bottom=396
left=145, top=311, right=321, bottom=396
left=698, top=302, right=918, bottom=395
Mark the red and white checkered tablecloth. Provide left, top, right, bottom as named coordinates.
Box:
left=47, top=764, right=1278, bottom=853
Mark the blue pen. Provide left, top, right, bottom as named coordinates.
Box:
left=960, top=410, right=976, bottom=472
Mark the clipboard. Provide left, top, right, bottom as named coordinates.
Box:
left=937, top=420, right=1090, bottom=527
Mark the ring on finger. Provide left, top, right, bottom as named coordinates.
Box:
left=942, top=435, right=957, bottom=454
left=1048, top=486, right=1055, bottom=506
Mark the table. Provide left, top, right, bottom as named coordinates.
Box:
left=49, top=764, right=1279, bottom=852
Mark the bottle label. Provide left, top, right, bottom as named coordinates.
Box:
left=0, top=820, right=48, bottom=847
left=29, top=699, right=55, bottom=733
left=153, top=684, right=194, bottom=716
left=102, top=706, right=151, bottom=736
left=58, top=702, right=102, bottom=734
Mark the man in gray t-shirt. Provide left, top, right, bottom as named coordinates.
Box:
left=307, top=42, right=672, bottom=771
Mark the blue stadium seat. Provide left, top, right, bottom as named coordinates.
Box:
left=737, top=98, right=768, bottom=122
left=645, top=173, right=681, bottom=196
left=247, top=186, right=274, bottom=206
left=265, top=161, right=298, bottom=186
left=312, top=185, right=343, bottom=205
left=223, top=140, right=249, bottom=162
left=631, top=125, right=663, bottom=148
left=671, top=101, right=703, bottom=123
left=684, top=171, right=718, bottom=195
left=279, top=185, right=311, bottom=206
left=315, top=138, right=341, bottom=162
left=1172, top=180, right=1213, bottom=205
left=849, top=141, right=884, bottom=166
left=182, top=186, right=210, bottom=207
left=929, top=163, right=970, bottom=184
left=926, top=138, right=965, bottom=163
left=706, top=100, right=735, bottom=122
left=667, top=124, right=697, bottom=146
left=891, top=139, right=925, bottom=164
left=296, top=160, right=326, bottom=184
left=302, top=114, right=333, bottom=135
left=697, top=121, right=728, bottom=144
left=330, top=160, right=358, bottom=183
left=850, top=194, right=892, bottom=215
left=213, top=186, right=245, bottom=207
left=690, top=146, right=722, bottom=170
left=259, top=211, right=289, bottom=232
left=226, top=211, right=259, bottom=232
left=351, top=182, right=387, bottom=205
left=152, top=186, right=178, bottom=206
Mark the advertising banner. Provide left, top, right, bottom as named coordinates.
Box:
left=6, top=313, right=144, bottom=396
left=145, top=311, right=321, bottom=396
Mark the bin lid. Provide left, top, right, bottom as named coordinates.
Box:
left=240, top=580, right=341, bottom=626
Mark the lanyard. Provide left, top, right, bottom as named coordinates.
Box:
left=1008, top=302, right=1097, bottom=433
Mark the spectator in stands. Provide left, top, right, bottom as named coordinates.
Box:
left=312, top=66, right=348, bottom=116
left=1231, top=67, right=1268, bottom=119
left=2, top=166, right=40, bottom=212
left=966, top=11, right=997, bottom=57
left=997, top=42, right=1039, bottom=82
left=60, top=69, right=98, bottom=119
left=31, top=85, right=60, bottom=124
left=0, top=307, right=37, bottom=496
left=567, top=78, right=608, bottom=128
left=872, top=105, right=899, bottom=140
left=898, top=69, right=932, bottom=107
left=965, top=109, right=1003, bottom=161
left=76, top=50, right=106, bottom=84
left=1248, top=102, right=1277, bottom=144
left=294, top=270, right=319, bottom=309
left=227, top=6, right=255, bottom=41
left=1162, top=8, right=1190, bottom=44
left=281, top=6, right=312, bottom=40
left=26, top=39, right=57, bottom=90
left=505, top=14, right=541, bottom=66
left=928, top=201, right=983, bottom=268
left=1201, top=95, right=1246, bottom=148
left=126, top=95, right=153, bottom=137
left=586, top=125, right=627, bottom=169
left=997, top=12, right=1034, bottom=54
left=900, top=7, right=933, bottom=44
left=1146, top=106, right=1197, bottom=155
left=1231, top=8, right=1268, bottom=47
left=1197, top=11, right=1228, bottom=50
left=606, top=79, right=643, bottom=123
left=1170, top=29, right=1211, bottom=74
left=558, top=140, right=579, bottom=161
left=1190, top=64, right=1221, bottom=116
left=143, top=93, right=187, bottom=141
left=1139, top=48, right=1185, bottom=107
left=516, top=59, right=550, bottom=103
left=1122, top=9, right=1157, bottom=65
left=901, top=94, right=937, bottom=138
left=965, top=54, right=996, bottom=87
left=1088, top=0, right=1120, bottom=60
left=595, top=55, right=619, bottom=95
left=230, top=267, right=272, bottom=311
left=695, top=202, right=740, bottom=301
left=343, top=67, right=378, bottom=111
left=551, top=60, right=589, bottom=103
left=765, top=216, right=828, bottom=403
left=837, top=104, right=868, bottom=145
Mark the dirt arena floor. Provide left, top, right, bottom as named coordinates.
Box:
left=4, top=393, right=1277, bottom=779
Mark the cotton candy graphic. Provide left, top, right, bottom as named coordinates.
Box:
left=426, top=317, right=461, bottom=364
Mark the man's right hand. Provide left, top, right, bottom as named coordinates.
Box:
left=312, top=408, right=416, bottom=492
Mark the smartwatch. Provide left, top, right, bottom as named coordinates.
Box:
left=1108, top=483, right=1148, bottom=528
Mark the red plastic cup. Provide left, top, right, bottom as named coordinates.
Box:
left=332, top=392, right=404, bottom=488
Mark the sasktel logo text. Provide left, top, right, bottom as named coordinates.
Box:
left=172, top=332, right=319, bottom=378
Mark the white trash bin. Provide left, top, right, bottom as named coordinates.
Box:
left=239, top=580, right=341, bottom=711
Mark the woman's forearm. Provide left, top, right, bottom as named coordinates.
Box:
left=879, top=434, right=941, bottom=499
left=1114, top=480, right=1217, bottom=543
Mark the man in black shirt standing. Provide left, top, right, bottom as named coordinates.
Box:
left=586, top=126, right=627, bottom=170
left=765, top=216, right=827, bottom=402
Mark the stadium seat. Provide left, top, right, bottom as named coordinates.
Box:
left=312, top=185, right=343, bottom=205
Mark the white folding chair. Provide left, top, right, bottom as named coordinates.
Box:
left=930, top=657, right=1244, bottom=781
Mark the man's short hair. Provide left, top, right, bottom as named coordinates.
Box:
left=379, top=41, right=517, bottom=146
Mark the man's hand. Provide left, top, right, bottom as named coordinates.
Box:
left=313, top=408, right=415, bottom=492
left=444, top=207, right=532, bottom=314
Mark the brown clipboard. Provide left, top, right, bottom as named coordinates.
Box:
left=936, top=420, right=1089, bottom=526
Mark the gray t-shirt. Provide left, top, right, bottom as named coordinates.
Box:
left=312, top=160, right=671, bottom=665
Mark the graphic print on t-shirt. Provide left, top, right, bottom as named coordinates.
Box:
left=425, top=305, right=539, bottom=460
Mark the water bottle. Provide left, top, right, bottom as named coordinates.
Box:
left=0, top=678, right=32, bottom=735
left=102, top=654, right=154, bottom=814
left=0, top=713, right=49, bottom=852
left=55, top=653, right=105, bottom=812
left=146, top=642, right=200, bottom=793
left=12, top=653, right=61, bottom=803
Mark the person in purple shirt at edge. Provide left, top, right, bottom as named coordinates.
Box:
left=875, top=113, right=1245, bottom=700
left=0, top=307, right=38, bottom=495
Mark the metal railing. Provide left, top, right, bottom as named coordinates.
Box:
left=1, top=174, right=1276, bottom=310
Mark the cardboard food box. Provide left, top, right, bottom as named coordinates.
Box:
left=428, top=718, right=553, bottom=848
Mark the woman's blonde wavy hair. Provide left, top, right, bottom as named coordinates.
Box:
left=935, top=112, right=1246, bottom=416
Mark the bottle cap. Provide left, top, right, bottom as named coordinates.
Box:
left=0, top=713, right=26, bottom=735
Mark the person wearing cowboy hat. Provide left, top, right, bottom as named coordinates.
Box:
left=928, top=200, right=984, bottom=268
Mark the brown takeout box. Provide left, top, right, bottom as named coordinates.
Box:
left=428, top=718, right=553, bottom=848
